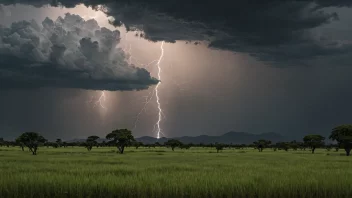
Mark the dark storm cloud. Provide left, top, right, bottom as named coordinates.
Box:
left=314, top=0, right=352, bottom=7
left=0, top=12, right=158, bottom=91
left=100, top=0, right=352, bottom=66
left=2, top=0, right=352, bottom=66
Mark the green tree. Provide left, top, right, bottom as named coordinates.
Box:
left=215, top=143, right=225, bottom=153
left=290, top=141, right=299, bottom=151
left=253, top=140, right=271, bottom=152
left=133, top=141, right=144, bottom=149
left=155, top=142, right=161, bottom=147
left=56, top=139, right=62, bottom=147
left=333, top=144, right=340, bottom=152
left=16, top=132, right=46, bottom=155
left=0, top=138, right=4, bottom=147
left=276, top=142, right=290, bottom=151
left=326, top=144, right=332, bottom=151
left=165, top=139, right=182, bottom=151
left=329, top=125, right=352, bottom=156
left=298, top=142, right=306, bottom=150
left=15, top=137, right=27, bottom=151
left=106, top=129, right=135, bottom=154
left=180, top=144, right=191, bottom=149
left=85, top=136, right=99, bottom=151
left=303, top=135, right=325, bottom=154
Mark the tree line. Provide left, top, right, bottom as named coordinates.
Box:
left=1, top=125, right=352, bottom=156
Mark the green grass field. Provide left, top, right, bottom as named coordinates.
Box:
left=0, top=146, right=351, bottom=198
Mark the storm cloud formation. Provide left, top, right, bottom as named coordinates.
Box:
left=1, top=1, right=352, bottom=140
left=2, top=0, right=352, bottom=66
left=0, top=12, right=158, bottom=90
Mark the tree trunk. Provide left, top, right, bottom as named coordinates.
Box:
left=345, top=147, right=351, bottom=156
left=312, top=147, right=315, bottom=154
left=118, top=146, right=124, bottom=154
left=30, top=147, right=37, bottom=155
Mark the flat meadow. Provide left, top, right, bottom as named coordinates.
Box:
left=0, top=146, right=351, bottom=198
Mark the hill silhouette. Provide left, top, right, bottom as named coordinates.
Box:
left=135, top=131, right=285, bottom=144
left=67, top=131, right=285, bottom=144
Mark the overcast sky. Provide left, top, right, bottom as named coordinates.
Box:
left=0, top=1, right=352, bottom=140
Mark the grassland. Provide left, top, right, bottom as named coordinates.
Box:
left=0, top=146, right=351, bottom=198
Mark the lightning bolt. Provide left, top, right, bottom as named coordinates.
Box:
left=123, top=44, right=158, bottom=68
left=121, top=34, right=166, bottom=139
left=131, top=41, right=166, bottom=139
left=86, top=91, right=107, bottom=110
left=94, top=91, right=106, bottom=109
left=133, top=89, right=155, bottom=130
left=155, top=41, right=165, bottom=139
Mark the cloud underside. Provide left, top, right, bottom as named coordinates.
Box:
left=1, top=0, right=352, bottom=67
left=0, top=12, right=158, bottom=91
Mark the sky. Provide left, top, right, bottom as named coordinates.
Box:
left=0, top=1, right=352, bottom=141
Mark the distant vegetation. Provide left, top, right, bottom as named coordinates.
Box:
left=1, top=125, right=352, bottom=156
left=1, top=125, right=352, bottom=197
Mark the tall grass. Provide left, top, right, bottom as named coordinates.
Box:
left=0, top=147, right=351, bottom=198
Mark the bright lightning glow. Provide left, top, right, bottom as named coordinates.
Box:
left=133, top=89, right=155, bottom=130
left=123, top=44, right=158, bottom=68
left=94, top=91, right=106, bottom=109
left=121, top=34, right=167, bottom=139
left=155, top=41, right=165, bottom=139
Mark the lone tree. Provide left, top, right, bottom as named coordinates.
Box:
left=180, top=144, right=191, bottom=150
left=290, top=141, right=299, bottom=151
left=329, top=125, right=352, bottom=156
left=165, top=139, right=182, bottom=151
left=56, top=139, right=62, bottom=147
left=303, top=135, right=325, bottom=154
left=254, top=139, right=271, bottom=152
left=133, top=141, right=144, bottom=149
left=215, top=143, right=225, bottom=153
left=85, top=136, right=99, bottom=151
left=16, top=132, right=46, bottom=155
left=106, top=129, right=135, bottom=154
left=276, top=142, right=290, bottom=151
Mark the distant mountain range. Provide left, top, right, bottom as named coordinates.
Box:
left=135, top=131, right=285, bottom=144
left=68, top=131, right=286, bottom=144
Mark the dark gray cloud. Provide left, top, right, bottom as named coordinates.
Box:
left=0, top=13, right=158, bottom=90
left=1, top=0, right=352, bottom=140
left=100, top=0, right=352, bottom=67
left=2, top=0, right=352, bottom=66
